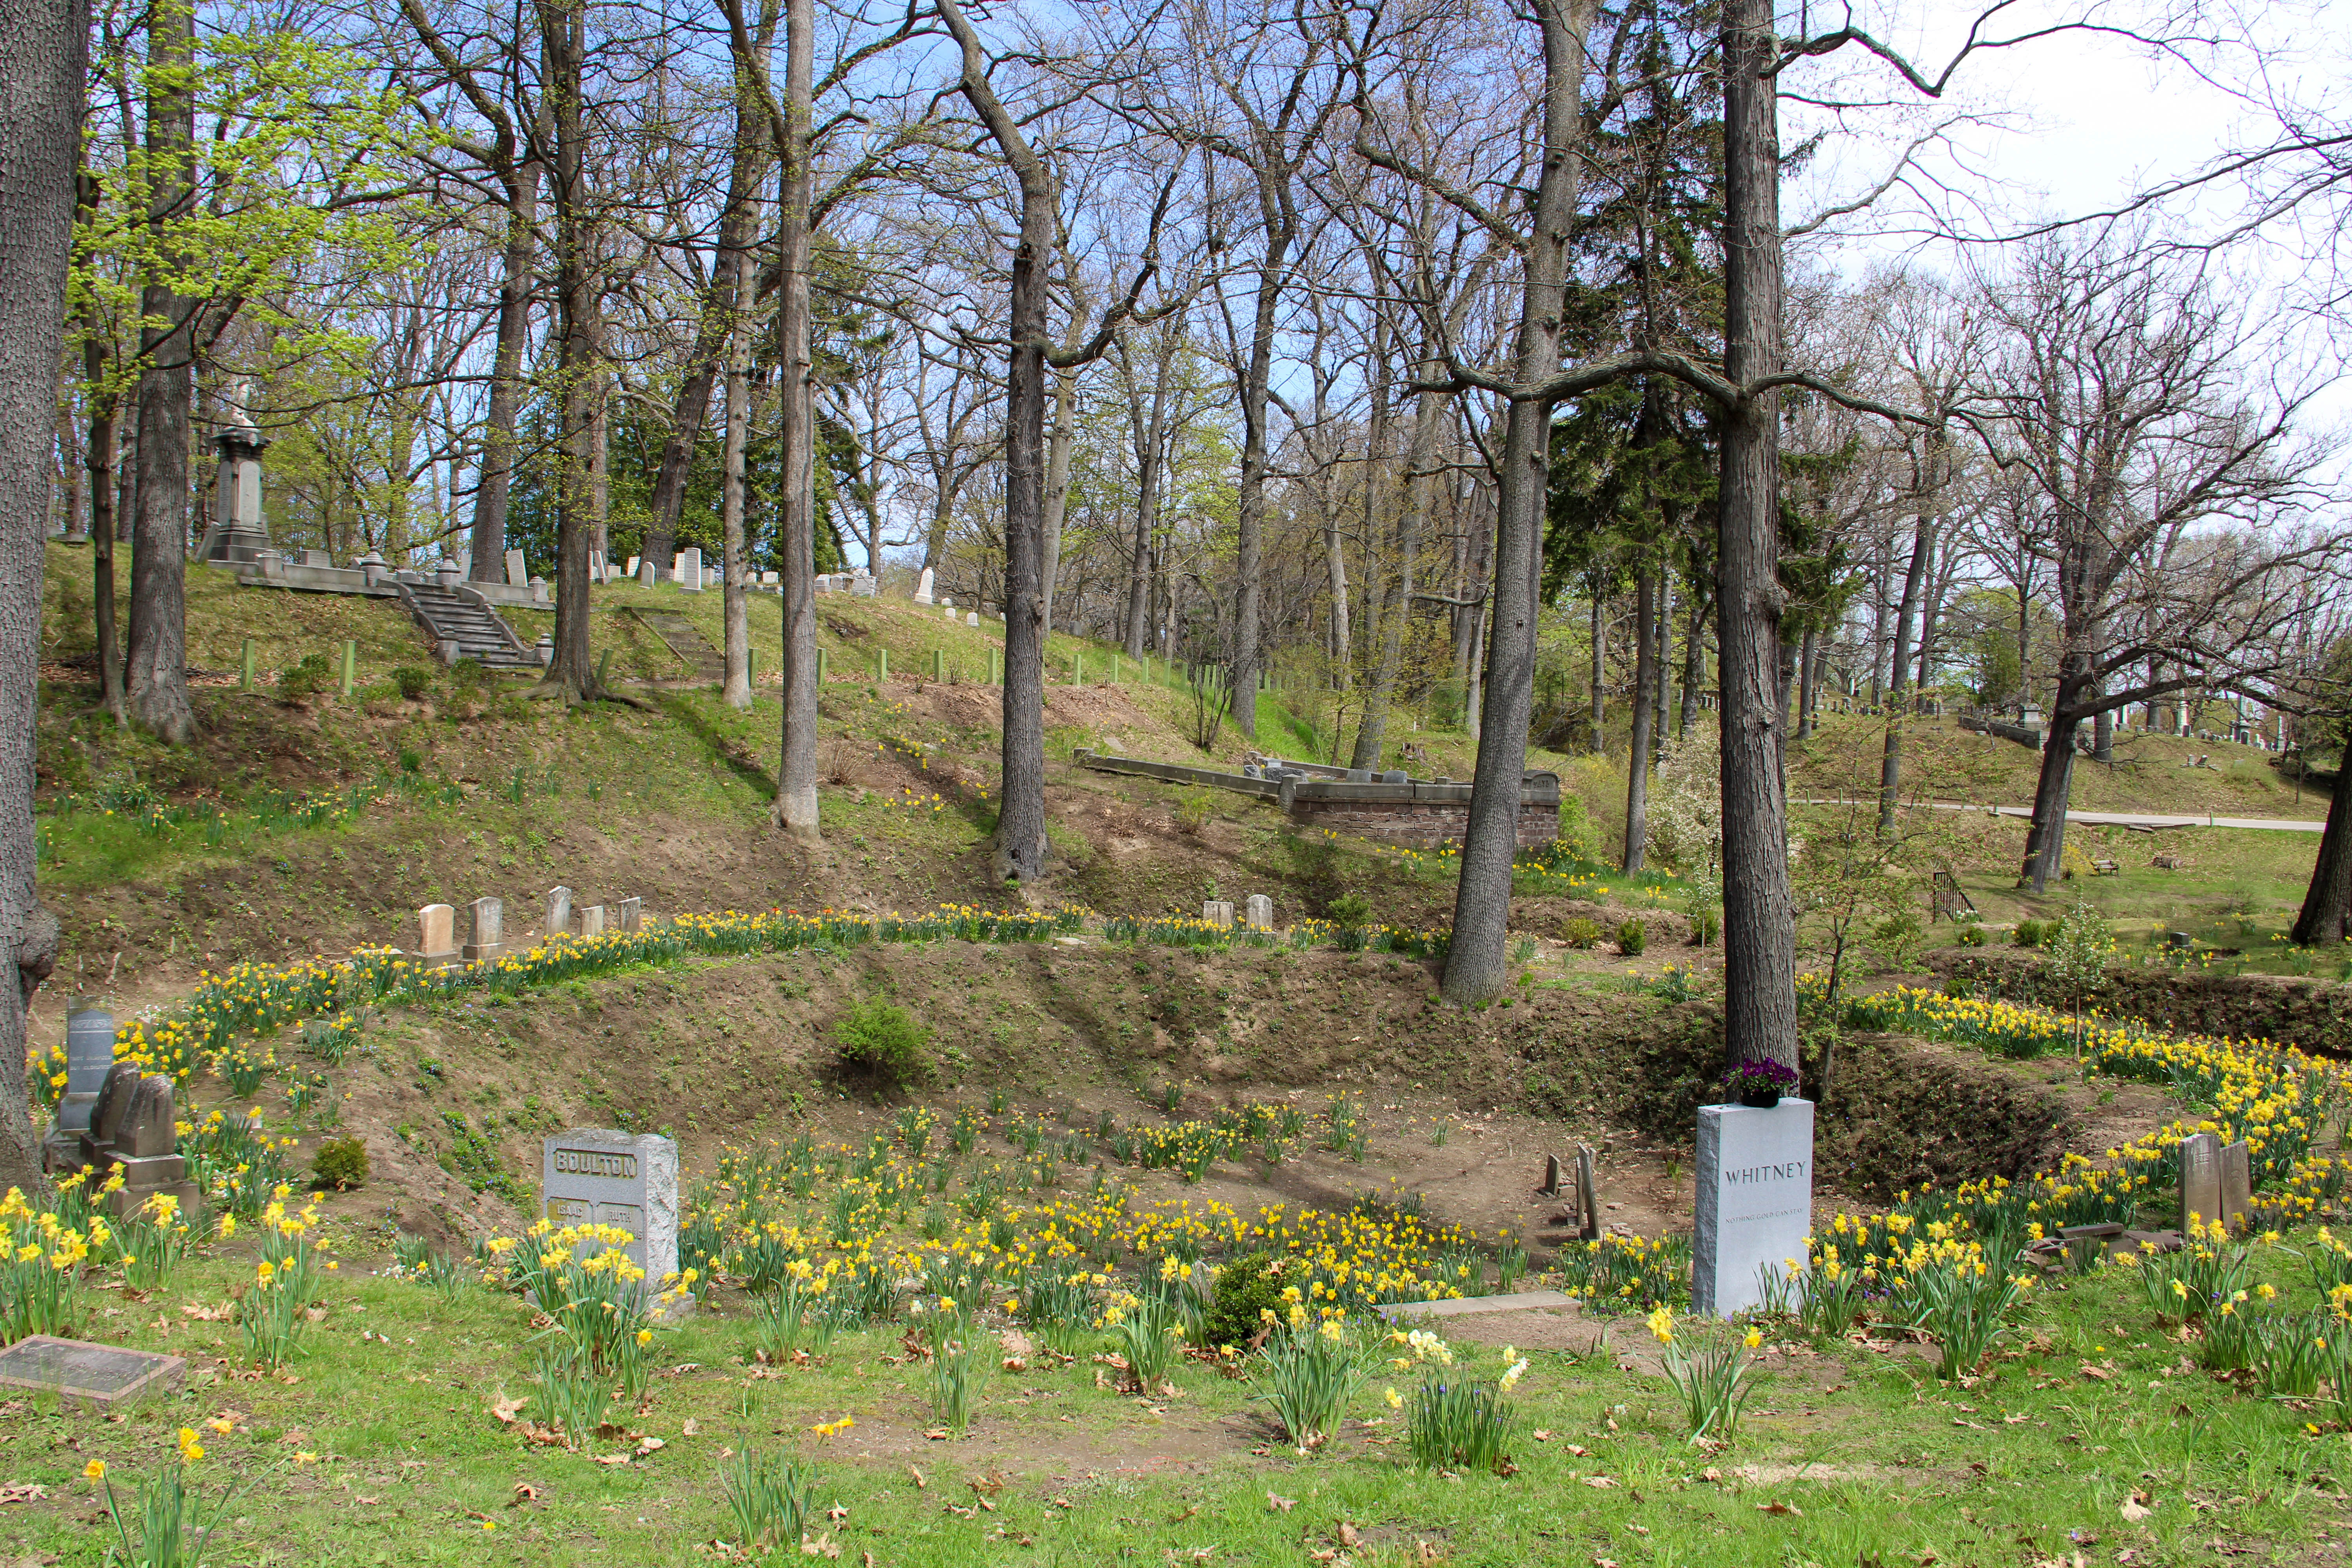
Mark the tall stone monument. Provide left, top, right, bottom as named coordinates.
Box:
left=45, top=1009, right=116, bottom=1171
left=195, top=382, right=272, bottom=565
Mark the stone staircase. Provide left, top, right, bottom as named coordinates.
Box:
left=395, top=582, right=541, bottom=671
left=623, top=607, right=726, bottom=684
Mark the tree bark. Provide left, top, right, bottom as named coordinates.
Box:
left=769, top=0, right=818, bottom=839
left=1440, top=0, right=1595, bottom=1003
left=1795, top=626, right=1817, bottom=738
left=1041, top=365, right=1076, bottom=640
left=1713, top=0, right=1798, bottom=1072
left=1622, top=568, right=1656, bottom=873
left=1, top=0, right=83, bottom=1187
left=470, top=160, right=540, bottom=582
left=1588, top=592, right=1605, bottom=752
left=125, top=0, right=197, bottom=744
left=1876, top=505, right=1935, bottom=832
left=1348, top=333, right=1404, bottom=771
left=76, top=175, right=124, bottom=721
left=535, top=0, right=599, bottom=699
left=720, top=244, right=753, bottom=709
left=2294, top=730, right=2352, bottom=945
left=2020, top=708, right=2081, bottom=890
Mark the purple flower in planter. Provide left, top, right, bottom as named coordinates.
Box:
left=1720, top=1056, right=1799, bottom=1098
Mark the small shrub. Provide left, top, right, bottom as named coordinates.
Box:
left=276, top=653, right=332, bottom=704
left=389, top=666, right=432, bottom=701
left=312, top=1137, right=368, bottom=1191
left=1561, top=918, right=1601, bottom=950
left=1684, top=906, right=1721, bottom=947
left=1175, top=793, right=1214, bottom=835
left=1955, top=921, right=1988, bottom=948
left=832, top=1000, right=931, bottom=1091
left=1327, top=891, right=1371, bottom=930
left=1200, top=1254, right=1288, bottom=1349
left=1616, top=918, right=1646, bottom=956
left=2012, top=918, right=2046, bottom=948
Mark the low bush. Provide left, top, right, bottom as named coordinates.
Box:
left=1561, top=918, right=1601, bottom=950
left=312, top=1137, right=368, bottom=1191
left=388, top=666, right=432, bottom=701
left=1327, top=891, right=1371, bottom=930
left=1684, top=906, right=1720, bottom=947
left=1200, top=1253, right=1289, bottom=1349
left=1955, top=922, right=1988, bottom=948
left=276, top=653, right=333, bottom=704
left=2012, top=919, right=2046, bottom=949
left=1617, top=918, right=1646, bottom=957
left=832, top=999, right=931, bottom=1091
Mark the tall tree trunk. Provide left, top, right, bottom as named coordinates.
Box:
left=1623, top=569, right=1656, bottom=873
left=771, top=0, right=818, bottom=839
left=1795, top=626, right=1817, bottom=738
left=1713, top=0, right=1798, bottom=1072
left=2294, top=728, right=2352, bottom=945
left=1348, top=334, right=1403, bottom=771
left=1324, top=509, right=1351, bottom=683
left=1678, top=577, right=1702, bottom=737
left=1588, top=592, right=1605, bottom=753
left=536, top=0, right=598, bottom=699
left=1229, top=221, right=1294, bottom=744
left=126, top=0, right=197, bottom=743
left=2020, top=710, right=2081, bottom=891
left=470, top=160, right=541, bottom=582
left=1041, top=365, right=1075, bottom=640
left=76, top=174, right=125, bottom=721
left=720, top=245, right=753, bottom=709
left=1653, top=572, right=1672, bottom=747
left=1, top=0, right=83, bottom=1187
left=1876, top=508, right=1935, bottom=832
left=1122, top=504, right=1150, bottom=659
left=1441, top=0, right=1595, bottom=1003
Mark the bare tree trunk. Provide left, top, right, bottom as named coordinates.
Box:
left=1441, top=0, right=1595, bottom=1003
left=1588, top=592, right=1605, bottom=752
left=1041, top=365, right=1075, bottom=640
left=0, top=0, right=82, bottom=1187
left=125, top=0, right=197, bottom=743
left=1678, top=576, right=1702, bottom=737
left=1623, top=569, right=1656, bottom=873
left=535, top=0, right=598, bottom=699
left=1324, top=512, right=1352, bottom=682
left=1795, top=626, right=1817, bottom=738
left=2020, top=713, right=2080, bottom=890
left=720, top=247, right=753, bottom=708
left=1349, top=334, right=1404, bottom=771
left=1876, top=508, right=1935, bottom=832
left=76, top=176, right=124, bottom=721
left=769, top=0, right=818, bottom=838
left=1714, top=0, right=1798, bottom=1071
left=1653, top=573, right=1672, bottom=746
left=2294, top=731, right=2352, bottom=945
left=470, top=161, right=540, bottom=582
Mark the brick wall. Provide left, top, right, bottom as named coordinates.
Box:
left=1285, top=797, right=1555, bottom=849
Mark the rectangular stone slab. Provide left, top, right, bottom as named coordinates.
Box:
left=0, top=1337, right=185, bottom=1405
left=2220, top=1141, right=2253, bottom=1234
left=2180, top=1132, right=2223, bottom=1236
left=1693, top=1098, right=1815, bottom=1318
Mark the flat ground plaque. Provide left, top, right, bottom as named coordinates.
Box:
left=0, top=1336, right=184, bottom=1405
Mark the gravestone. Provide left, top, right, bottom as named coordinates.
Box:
left=914, top=566, right=935, bottom=604
left=2179, top=1131, right=2223, bottom=1235
left=1243, top=894, right=1274, bottom=931
left=1346, top=768, right=1372, bottom=783
left=1692, top=1098, right=1815, bottom=1317
left=464, top=897, right=505, bottom=963
left=626, top=556, right=640, bottom=577
left=47, top=1009, right=115, bottom=1168
left=415, top=903, right=459, bottom=967
left=2219, top=1140, right=2254, bottom=1234
left=0, top=1337, right=185, bottom=1406
left=1380, top=770, right=1407, bottom=785
left=616, top=896, right=642, bottom=933
left=637, top=557, right=657, bottom=588
left=542, top=1129, right=681, bottom=1310
left=78, top=1071, right=194, bottom=1215
left=505, top=548, right=528, bottom=587
left=547, top=885, right=574, bottom=939
left=81, top=1063, right=139, bottom=1162
left=578, top=904, right=607, bottom=938
left=677, top=548, right=704, bottom=591
left=1203, top=899, right=1235, bottom=927
left=965, top=611, right=978, bottom=628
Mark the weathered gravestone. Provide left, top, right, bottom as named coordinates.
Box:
left=1203, top=900, right=1235, bottom=927
left=415, top=904, right=459, bottom=968
left=505, top=548, right=528, bottom=588
left=577, top=904, right=606, bottom=938
left=46, top=1009, right=114, bottom=1170
left=1693, top=1098, right=1815, bottom=1317
left=615, top=897, right=642, bottom=933
left=914, top=566, right=935, bottom=604
left=2180, top=1131, right=2223, bottom=1234
left=77, top=1069, right=194, bottom=1215
left=1243, top=894, right=1274, bottom=931
left=2219, top=1140, right=2254, bottom=1235
left=542, top=1130, right=681, bottom=1310
left=0, top=1336, right=185, bottom=1406
left=79, top=1063, right=139, bottom=1165
left=637, top=557, right=657, bottom=588
left=546, top=886, right=573, bottom=939
left=676, top=548, right=704, bottom=591
left=464, top=897, right=505, bottom=963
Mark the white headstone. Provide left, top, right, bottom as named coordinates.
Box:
left=505, top=548, right=528, bottom=587
left=637, top=557, right=657, bottom=588
left=1692, top=1097, right=1815, bottom=1317
left=416, top=903, right=457, bottom=964
left=541, top=1129, right=681, bottom=1307
left=616, top=896, right=642, bottom=933
left=578, top=904, right=606, bottom=937
left=965, top=611, right=979, bottom=628
left=1243, top=894, right=1274, bottom=931
left=2180, top=1131, right=2223, bottom=1235
left=677, top=548, right=704, bottom=591
left=914, top=566, right=935, bottom=604
left=464, top=896, right=505, bottom=962
left=626, top=556, right=640, bottom=576
left=546, top=885, right=573, bottom=938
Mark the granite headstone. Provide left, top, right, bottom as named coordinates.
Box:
left=542, top=1129, right=681, bottom=1308
left=1692, top=1098, right=1815, bottom=1317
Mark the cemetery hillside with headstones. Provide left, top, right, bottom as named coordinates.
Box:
left=18, top=2, right=2352, bottom=1563
left=16, top=531, right=2352, bottom=1566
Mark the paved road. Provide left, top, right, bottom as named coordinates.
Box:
left=1792, top=798, right=2328, bottom=833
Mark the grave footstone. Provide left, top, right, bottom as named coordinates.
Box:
left=0, top=1337, right=185, bottom=1406
left=617, top=896, right=642, bottom=933
left=1541, top=1154, right=1563, bottom=1197
left=1692, top=1097, right=1815, bottom=1317
left=415, top=903, right=459, bottom=968
left=2220, top=1140, right=2253, bottom=1234
left=1203, top=899, right=1235, bottom=927
left=47, top=1009, right=115, bottom=1169
left=1575, top=1144, right=1601, bottom=1240
left=543, top=1129, right=682, bottom=1312
left=547, top=885, right=574, bottom=939
left=578, top=904, right=607, bottom=938
left=2179, top=1131, right=2223, bottom=1236
left=1244, top=894, right=1274, bottom=931
left=464, top=897, right=505, bottom=963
